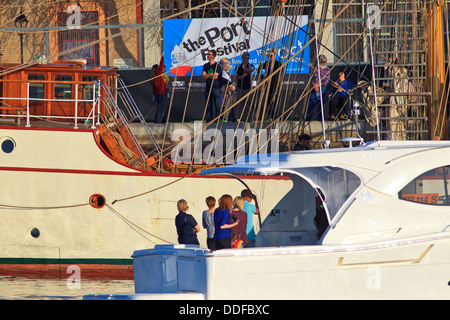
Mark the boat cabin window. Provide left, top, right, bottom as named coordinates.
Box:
left=399, top=166, right=450, bottom=205
left=81, top=75, right=97, bottom=100
left=28, top=74, right=45, bottom=99
left=54, top=75, right=72, bottom=99
left=292, top=167, right=361, bottom=221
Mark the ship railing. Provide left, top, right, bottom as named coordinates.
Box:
left=94, top=85, right=149, bottom=169
left=0, top=78, right=161, bottom=170
left=116, top=77, right=162, bottom=154
left=96, top=78, right=161, bottom=153
left=0, top=81, right=98, bottom=128
left=95, top=79, right=162, bottom=169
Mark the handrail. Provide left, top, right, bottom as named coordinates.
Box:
left=96, top=80, right=152, bottom=169
left=116, top=77, right=161, bottom=154
left=0, top=79, right=98, bottom=85
left=0, top=79, right=160, bottom=170
left=0, top=83, right=97, bottom=128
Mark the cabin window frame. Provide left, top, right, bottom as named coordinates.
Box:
left=398, top=166, right=450, bottom=206
left=290, top=166, right=362, bottom=223
left=81, top=75, right=98, bottom=100
left=27, top=74, right=45, bottom=100
left=54, top=74, right=73, bottom=100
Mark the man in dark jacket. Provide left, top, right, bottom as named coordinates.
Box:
left=202, top=49, right=222, bottom=122
left=257, top=48, right=282, bottom=120
left=294, top=134, right=311, bottom=151
left=234, top=51, right=255, bottom=121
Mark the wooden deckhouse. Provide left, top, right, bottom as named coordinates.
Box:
left=0, top=61, right=154, bottom=171
left=0, top=61, right=219, bottom=174
left=0, top=61, right=117, bottom=126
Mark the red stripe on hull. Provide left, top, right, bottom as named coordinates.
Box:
left=0, top=264, right=134, bottom=280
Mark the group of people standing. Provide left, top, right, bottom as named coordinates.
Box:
left=202, top=48, right=284, bottom=123
left=175, top=189, right=260, bottom=250
left=151, top=50, right=355, bottom=124
left=150, top=49, right=261, bottom=124
left=202, top=49, right=257, bottom=123
left=307, top=54, right=355, bottom=121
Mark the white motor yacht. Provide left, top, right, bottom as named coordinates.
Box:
left=85, top=140, right=450, bottom=299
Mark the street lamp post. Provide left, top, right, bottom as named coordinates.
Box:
left=15, top=11, right=28, bottom=64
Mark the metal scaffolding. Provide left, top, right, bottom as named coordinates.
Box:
left=366, top=0, right=433, bottom=140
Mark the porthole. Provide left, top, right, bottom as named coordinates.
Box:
left=0, top=137, right=16, bottom=153
left=30, top=228, right=40, bottom=238
left=89, top=194, right=106, bottom=209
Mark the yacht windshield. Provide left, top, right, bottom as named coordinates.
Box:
left=291, top=167, right=361, bottom=221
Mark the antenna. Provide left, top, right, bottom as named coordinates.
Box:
left=314, top=7, right=328, bottom=149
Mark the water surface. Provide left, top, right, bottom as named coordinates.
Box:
left=0, top=276, right=134, bottom=300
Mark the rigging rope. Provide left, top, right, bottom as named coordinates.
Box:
left=154, top=0, right=357, bottom=163
left=111, top=173, right=195, bottom=204
left=2, top=0, right=370, bottom=164
left=106, top=203, right=173, bottom=244
left=0, top=202, right=89, bottom=210
left=313, top=2, right=328, bottom=148
left=0, top=0, right=221, bottom=78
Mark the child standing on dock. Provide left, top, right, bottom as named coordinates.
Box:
left=202, top=196, right=216, bottom=250
left=175, top=199, right=200, bottom=245
left=230, top=196, right=248, bottom=248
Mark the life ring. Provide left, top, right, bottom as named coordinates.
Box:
left=438, top=0, right=444, bottom=6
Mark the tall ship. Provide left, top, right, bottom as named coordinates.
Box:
left=0, top=0, right=448, bottom=279
left=0, top=60, right=294, bottom=278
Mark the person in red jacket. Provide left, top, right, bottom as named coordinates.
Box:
left=150, top=53, right=168, bottom=123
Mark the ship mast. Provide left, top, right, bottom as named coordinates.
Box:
left=426, top=0, right=448, bottom=140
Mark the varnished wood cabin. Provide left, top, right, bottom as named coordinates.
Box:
left=0, top=61, right=117, bottom=123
